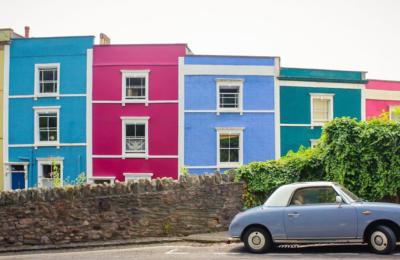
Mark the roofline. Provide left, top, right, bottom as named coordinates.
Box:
left=278, top=76, right=367, bottom=84
left=367, top=78, right=400, bottom=83
left=281, top=66, right=367, bottom=74
left=186, top=54, right=280, bottom=59
left=12, top=35, right=95, bottom=40
left=94, top=43, right=189, bottom=47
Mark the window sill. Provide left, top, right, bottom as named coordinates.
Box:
left=122, top=154, right=148, bottom=159
left=217, top=163, right=241, bottom=169
left=122, top=99, right=149, bottom=106
left=34, top=94, right=60, bottom=100
left=34, top=143, right=60, bottom=149
left=217, top=109, right=243, bottom=115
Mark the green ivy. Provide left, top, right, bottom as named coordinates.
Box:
left=235, top=117, right=400, bottom=208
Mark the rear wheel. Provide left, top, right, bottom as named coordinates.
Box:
left=368, top=225, right=397, bottom=254
left=243, top=227, right=273, bottom=253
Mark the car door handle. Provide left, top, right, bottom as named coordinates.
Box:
left=287, top=213, right=300, bottom=217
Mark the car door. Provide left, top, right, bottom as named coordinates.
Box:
left=284, top=186, right=357, bottom=239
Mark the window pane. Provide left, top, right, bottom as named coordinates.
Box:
left=220, top=149, right=229, bottom=162
left=290, top=187, right=337, bottom=205
left=230, top=135, right=239, bottom=148
left=126, top=138, right=145, bottom=152
left=39, top=117, right=47, bottom=128
left=42, top=165, right=53, bottom=178
left=229, top=149, right=239, bottom=162
left=40, top=131, right=49, bottom=141
left=48, top=116, right=57, bottom=128
left=126, top=77, right=146, bottom=98
left=219, top=86, right=239, bottom=108
left=313, top=99, right=330, bottom=122
left=126, top=125, right=136, bottom=136
left=49, top=131, right=57, bottom=141
left=41, top=69, right=56, bottom=81
left=220, top=135, right=231, bottom=148
left=135, top=124, right=145, bottom=137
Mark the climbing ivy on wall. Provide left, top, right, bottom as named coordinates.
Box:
left=235, top=117, right=400, bottom=208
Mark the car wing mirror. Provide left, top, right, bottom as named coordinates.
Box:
left=336, top=195, right=343, bottom=207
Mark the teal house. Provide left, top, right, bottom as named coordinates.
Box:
left=279, top=68, right=366, bottom=156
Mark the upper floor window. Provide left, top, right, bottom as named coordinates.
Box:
left=389, top=106, right=400, bottom=121
left=34, top=106, right=60, bottom=146
left=122, top=70, right=149, bottom=103
left=216, top=79, right=243, bottom=113
left=216, top=127, right=243, bottom=168
left=310, top=93, right=334, bottom=126
left=122, top=117, right=149, bottom=157
left=290, top=186, right=338, bottom=206
left=35, top=64, right=60, bottom=96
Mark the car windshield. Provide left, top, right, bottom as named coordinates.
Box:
left=336, top=185, right=362, bottom=202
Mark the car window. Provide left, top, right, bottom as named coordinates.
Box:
left=290, top=187, right=338, bottom=206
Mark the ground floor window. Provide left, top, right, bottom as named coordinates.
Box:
left=91, top=176, right=116, bottom=184
left=216, top=127, right=243, bottom=168
left=123, top=173, right=153, bottom=183
left=38, top=159, right=63, bottom=188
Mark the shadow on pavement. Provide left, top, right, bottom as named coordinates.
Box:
left=229, top=244, right=400, bottom=254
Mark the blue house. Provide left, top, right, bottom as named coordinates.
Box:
left=179, top=55, right=280, bottom=174
left=4, top=36, right=93, bottom=189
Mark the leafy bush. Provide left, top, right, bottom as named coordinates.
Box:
left=235, top=117, right=400, bottom=207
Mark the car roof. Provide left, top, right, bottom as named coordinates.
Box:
left=285, top=181, right=337, bottom=188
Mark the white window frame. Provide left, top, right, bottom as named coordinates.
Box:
left=121, top=70, right=150, bottom=105
left=216, top=127, right=244, bottom=168
left=90, top=176, right=116, bottom=184
left=37, top=158, right=64, bottom=188
left=123, top=172, right=153, bottom=183
left=216, top=79, right=243, bottom=114
left=33, top=106, right=60, bottom=147
left=389, top=105, right=400, bottom=121
left=310, top=93, right=334, bottom=126
left=34, top=63, right=60, bottom=98
left=121, top=116, right=149, bottom=158
left=310, top=139, right=318, bottom=148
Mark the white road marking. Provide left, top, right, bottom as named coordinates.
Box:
left=165, top=248, right=188, bottom=255
left=214, top=252, right=242, bottom=255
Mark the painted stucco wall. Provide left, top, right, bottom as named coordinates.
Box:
left=280, top=86, right=362, bottom=155
left=92, top=44, right=187, bottom=181
left=183, top=56, right=277, bottom=174
left=365, top=80, right=400, bottom=119
left=8, top=36, right=93, bottom=188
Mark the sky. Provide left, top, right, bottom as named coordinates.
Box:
left=1, top=0, right=399, bottom=80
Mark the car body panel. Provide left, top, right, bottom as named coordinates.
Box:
left=229, top=182, right=400, bottom=244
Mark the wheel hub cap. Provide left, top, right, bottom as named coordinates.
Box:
left=371, top=231, right=388, bottom=251
left=248, top=231, right=266, bottom=250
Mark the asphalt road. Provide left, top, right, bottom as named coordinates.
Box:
left=1, top=242, right=400, bottom=260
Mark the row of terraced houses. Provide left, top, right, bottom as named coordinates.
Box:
left=1, top=28, right=399, bottom=190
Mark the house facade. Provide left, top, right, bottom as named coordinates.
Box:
left=365, top=80, right=400, bottom=120
left=5, top=36, right=93, bottom=190
left=180, top=55, right=280, bottom=174
left=279, top=68, right=366, bottom=155
left=92, top=44, right=189, bottom=183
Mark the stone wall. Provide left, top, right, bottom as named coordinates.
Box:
left=0, top=173, right=244, bottom=247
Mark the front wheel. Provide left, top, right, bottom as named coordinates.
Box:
left=243, top=227, right=273, bottom=253
left=368, top=225, right=397, bottom=254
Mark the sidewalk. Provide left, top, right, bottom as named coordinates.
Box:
left=0, top=232, right=239, bottom=254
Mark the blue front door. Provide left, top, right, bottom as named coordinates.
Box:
left=11, top=172, right=25, bottom=190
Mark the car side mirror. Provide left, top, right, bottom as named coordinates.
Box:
left=336, top=196, right=343, bottom=207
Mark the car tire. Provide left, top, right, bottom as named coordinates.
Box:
left=368, top=225, right=397, bottom=254
left=243, top=227, right=273, bottom=253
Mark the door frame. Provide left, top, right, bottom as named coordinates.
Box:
left=5, top=162, right=29, bottom=190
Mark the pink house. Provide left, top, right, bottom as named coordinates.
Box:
left=366, top=80, right=400, bottom=120
left=91, top=44, right=190, bottom=183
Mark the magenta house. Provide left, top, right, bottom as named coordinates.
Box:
left=365, top=80, right=400, bottom=120
left=91, top=44, right=190, bottom=183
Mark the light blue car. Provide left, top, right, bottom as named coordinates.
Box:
left=229, top=182, right=400, bottom=254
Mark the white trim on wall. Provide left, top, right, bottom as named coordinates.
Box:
left=280, top=80, right=364, bottom=89
left=86, top=49, right=93, bottom=182
left=178, top=57, right=185, bottom=177
left=9, top=93, right=86, bottom=99
left=365, top=89, right=400, bottom=101
left=9, top=143, right=86, bottom=148
left=184, top=109, right=274, bottom=113
left=34, top=63, right=60, bottom=98
left=121, top=117, right=149, bottom=158
left=361, top=86, right=366, bottom=120
left=216, top=127, right=244, bottom=169
left=92, top=100, right=178, bottom=104
left=92, top=154, right=178, bottom=159
left=274, top=57, right=281, bottom=159
left=280, top=123, right=314, bottom=127
left=183, top=65, right=275, bottom=76
left=121, top=70, right=150, bottom=106
left=3, top=45, right=10, bottom=190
